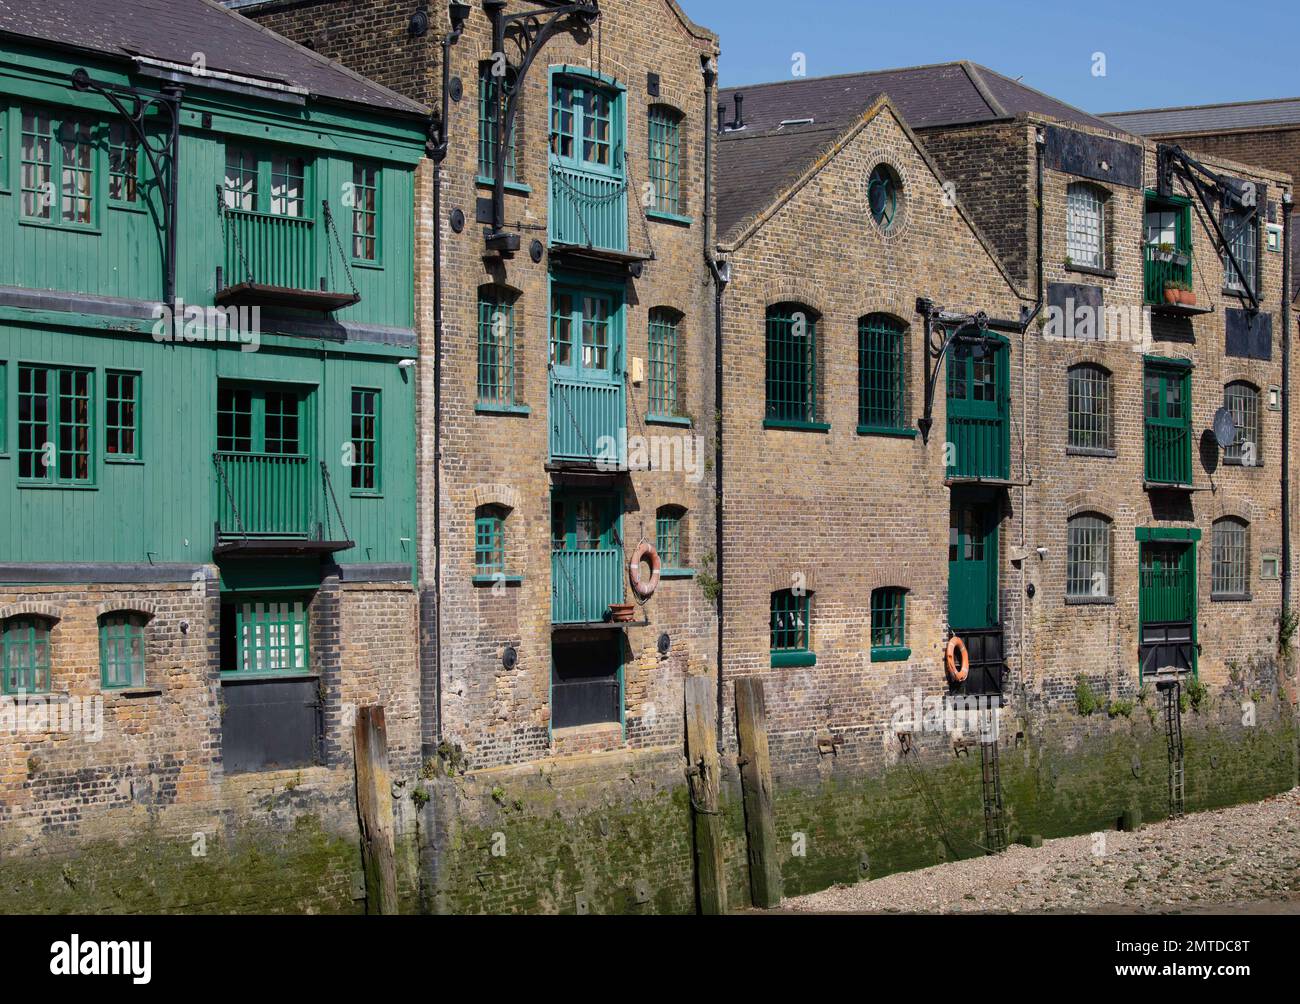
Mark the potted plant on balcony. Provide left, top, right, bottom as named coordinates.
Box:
left=608, top=603, right=637, bottom=623
left=1164, top=280, right=1196, bottom=306
left=1154, top=242, right=1176, bottom=263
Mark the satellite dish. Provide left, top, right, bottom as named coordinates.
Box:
left=1212, top=407, right=1237, bottom=450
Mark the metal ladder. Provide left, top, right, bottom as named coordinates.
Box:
left=1163, top=681, right=1186, bottom=817
left=979, top=708, right=1008, bottom=854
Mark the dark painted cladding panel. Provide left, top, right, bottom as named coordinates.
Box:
left=1044, top=125, right=1143, bottom=189
left=1225, top=309, right=1273, bottom=361
left=221, top=677, right=321, bottom=774
left=1049, top=282, right=1103, bottom=315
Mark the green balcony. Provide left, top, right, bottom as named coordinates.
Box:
left=217, top=205, right=360, bottom=312
left=1143, top=244, right=1194, bottom=306
left=551, top=549, right=624, bottom=625
left=549, top=377, right=625, bottom=467
left=549, top=163, right=628, bottom=253
left=213, top=452, right=353, bottom=555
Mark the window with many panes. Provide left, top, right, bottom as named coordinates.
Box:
left=99, top=612, right=147, bottom=689
left=770, top=589, right=812, bottom=665
left=1223, top=212, right=1258, bottom=293
left=858, top=314, right=907, bottom=432
left=108, top=121, right=140, bottom=206
left=1066, top=183, right=1106, bottom=269
left=1067, top=364, right=1111, bottom=452
left=21, top=107, right=94, bottom=226
left=223, top=146, right=308, bottom=217
left=478, top=287, right=519, bottom=406
left=765, top=304, right=818, bottom=425
left=216, top=384, right=304, bottom=456
left=350, top=388, right=380, bottom=493
left=2, top=617, right=52, bottom=695
left=648, top=308, right=681, bottom=417
left=1224, top=382, right=1260, bottom=466
left=475, top=506, right=508, bottom=576
left=1067, top=514, right=1112, bottom=599
left=647, top=105, right=682, bottom=215
left=105, top=370, right=140, bottom=461
left=222, top=598, right=310, bottom=675
left=550, top=78, right=619, bottom=174
left=550, top=288, right=614, bottom=374
left=479, top=62, right=518, bottom=183
left=870, top=587, right=908, bottom=661
left=656, top=506, right=685, bottom=569
left=351, top=162, right=379, bottom=262
left=18, top=364, right=92, bottom=484
left=1212, top=518, right=1249, bottom=598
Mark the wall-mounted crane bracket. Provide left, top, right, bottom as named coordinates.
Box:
left=71, top=69, right=183, bottom=307
left=916, top=298, right=1002, bottom=445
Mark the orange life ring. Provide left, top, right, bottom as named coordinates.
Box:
left=945, top=635, right=970, bottom=684
left=629, top=542, right=661, bottom=600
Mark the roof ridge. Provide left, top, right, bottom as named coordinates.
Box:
left=968, top=60, right=1126, bottom=133
left=1103, top=95, right=1300, bottom=117
left=717, top=60, right=967, bottom=93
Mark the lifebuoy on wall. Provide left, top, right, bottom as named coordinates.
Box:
left=629, top=542, right=661, bottom=600
left=945, top=635, right=970, bottom=684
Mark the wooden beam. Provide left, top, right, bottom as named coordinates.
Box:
left=354, top=705, right=399, bottom=915
left=735, top=676, right=782, bottom=908
left=684, top=673, right=727, bottom=915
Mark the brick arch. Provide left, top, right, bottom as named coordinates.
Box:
left=1219, top=366, right=1267, bottom=391
left=1057, top=346, right=1118, bottom=372
left=1206, top=496, right=1252, bottom=525
left=764, top=566, right=818, bottom=594
left=1064, top=490, right=1121, bottom=521
left=763, top=282, right=824, bottom=315
left=96, top=600, right=159, bottom=621
left=862, top=564, right=916, bottom=592
left=0, top=602, right=61, bottom=623
left=473, top=484, right=522, bottom=512
left=857, top=301, right=914, bottom=326
left=646, top=91, right=691, bottom=118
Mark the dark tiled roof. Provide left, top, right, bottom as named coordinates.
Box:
left=0, top=0, right=427, bottom=115
left=1104, top=98, right=1300, bottom=136
left=716, top=61, right=1129, bottom=240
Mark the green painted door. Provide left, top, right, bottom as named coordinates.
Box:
left=1143, top=363, right=1191, bottom=485
left=1138, top=542, right=1197, bottom=677
left=946, top=336, right=1009, bottom=480
left=949, top=497, right=999, bottom=630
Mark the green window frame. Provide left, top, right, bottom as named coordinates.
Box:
left=350, top=162, right=380, bottom=263
left=656, top=506, right=684, bottom=569
left=1224, top=382, right=1260, bottom=466
left=216, top=384, right=305, bottom=457
left=1143, top=360, right=1192, bottom=486
left=0, top=102, right=9, bottom=190
left=648, top=308, right=681, bottom=417
left=0, top=360, right=7, bottom=453
left=99, top=612, right=147, bottom=689
left=1067, top=514, right=1112, bottom=599
left=858, top=314, right=907, bottom=432
left=350, top=388, right=380, bottom=494
left=870, top=587, right=908, bottom=661
left=765, top=304, right=820, bottom=427
left=1067, top=364, right=1112, bottom=452
left=227, top=598, right=310, bottom=675
left=17, top=363, right=93, bottom=485
left=550, top=76, right=622, bottom=177
left=107, top=120, right=141, bottom=206
left=2, top=617, right=52, bottom=695
left=647, top=105, right=682, bottom=215
left=1143, top=193, right=1192, bottom=305
left=105, top=370, right=140, bottom=461
left=479, top=62, right=518, bottom=184
left=475, top=507, right=507, bottom=575
left=1211, top=519, right=1249, bottom=598
left=770, top=589, right=814, bottom=667
left=222, top=145, right=310, bottom=217
left=477, top=288, right=519, bottom=406
left=20, top=106, right=95, bottom=227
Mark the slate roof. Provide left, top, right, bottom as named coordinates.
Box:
left=1103, top=98, right=1300, bottom=137
left=0, top=0, right=427, bottom=116
left=717, top=61, right=1130, bottom=239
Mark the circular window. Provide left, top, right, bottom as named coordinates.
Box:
left=867, top=163, right=902, bottom=233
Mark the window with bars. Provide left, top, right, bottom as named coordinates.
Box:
left=1223, top=212, right=1258, bottom=293
left=18, top=364, right=92, bottom=484
left=858, top=314, right=906, bottom=431
left=770, top=589, right=812, bottom=664
left=1066, top=183, right=1106, bottom=269
left=224, top=598, right=310, bottom=675
left=351, top=162, right=380, bottom=262
left=475, top=506, right=507, bottom=575
left=647, top=105, right=682, bottom=215
left=765, top=304, right=818, bottom=425
left=648, top=308, right=681, bottom=417
left=1067, top=364, right=1112, bottom=452
left=105, top=370, right=140, bottom=461
left=1067, top=514, right=1112, bottom=599
left=870, top=587, right=908, bottom=661
left=99, top=612, right=146, bottom=689
left=108, top=121, right=140, bottom=205
left=1224, top=382, right=1260, bottom=466
left=223, top=146, right=309, bottom=217
left=478, top=288, right=519, bottom=406
left=21, top=107, right=94, bottom=226
left=656, top=506, right=684, bottom=569
left=1, top=617, right=52, bottom=695
left=350, top=388, right=380, bottom=493
left=479, top=62, right=519, bottom=183
left=1212, top=518, right=1249, bottom=597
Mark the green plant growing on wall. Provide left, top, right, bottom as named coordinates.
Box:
left=1074, top=677, right=1099, bottom=717
left=436, top=740, right=469, bottom=777
left=697, top=550, right=721, bottom=604
left=1185, top=677, right=1208, bottom=713
left=1108, top=698, right=1135, bottom=719
left=412, top=786, right=430, bottom=809
left=491, top=786, right=507, bottom=806
left=1279, top=609, right=1298, bottom=665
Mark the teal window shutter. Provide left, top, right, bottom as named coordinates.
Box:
left=858, top=314, right=906, bottom=431
left=2, top=617, right=52, bottom=695
left=350, top=388, right=380, bottom=493
left=765, top=304, right=818, bottom=425
left=99, top=612, right=147, bottom=689
left=870, top=587, right=908, bottom=661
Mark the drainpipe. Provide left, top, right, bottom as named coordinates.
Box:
left=1282, top=191, right=1293, bottom=623
left=1020, top=128, right=1045, bottom=702
left=702, top=54, right=728, bottom=751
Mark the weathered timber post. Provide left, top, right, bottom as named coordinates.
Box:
left=735, top=677, right=782, bottom=908
left=684, top=674, right=727, bottom=915
left=354, top=705, right=399, bottom=915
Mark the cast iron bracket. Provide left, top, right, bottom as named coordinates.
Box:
left=71, top=69, right=183, bottom=310
left=916, top=297, right=996, bottom=444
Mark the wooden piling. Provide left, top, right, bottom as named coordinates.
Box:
left=735, top=676, right=782, bottom=908
left=354, top=705, right=399, bottom=915
left=684, top=674, right=727, bottom=915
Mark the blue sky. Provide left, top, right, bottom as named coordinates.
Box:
left=687, top=0, right=1299, bottom=112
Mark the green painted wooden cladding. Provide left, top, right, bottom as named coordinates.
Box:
left=945, top=337, right=1009, bottom=480
left=1139, top=544, right=1195, bottom=624
left=551, top=493, right=623, bottom=624
left=1143, top=363, right=1192, bottom=485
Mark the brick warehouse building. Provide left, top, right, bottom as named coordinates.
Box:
left=0, top=0, right=432, bottom=910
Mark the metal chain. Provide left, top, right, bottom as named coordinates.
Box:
left=320, top=461, right=352, bottom=543
left=323, top=200, right=359, bottom=297
left=217, top=186, right=254, bottom=284
left=212, top=454, right=247, bottom=538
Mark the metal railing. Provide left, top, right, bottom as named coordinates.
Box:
left=549, top=162, right=628, bottom=251
left=946, top=415, right=1008, bottom=480
left=551, top=548, right=623, bottom=624
left=222, top=206, right=316, bottom=291
left=1143, top=245, right=1193, bottom=306
left=214, top=452, right=314, bottom=537
left=549, top=378, right=624, bottom=464
left=1144, top=424, right=1191, bottom=485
